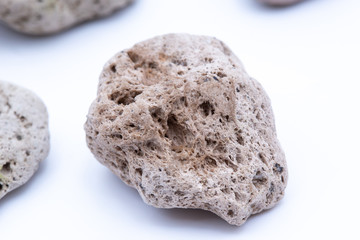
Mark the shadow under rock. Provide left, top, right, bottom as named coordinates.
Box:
left=156, top=208, right=239, bottom=231
left=0, top=155, right=49, bottom=209
left=98, top=166, right=275, bottom=233
left=155, top=204, right=281, bottom=232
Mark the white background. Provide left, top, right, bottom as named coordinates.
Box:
left=1, top=0, right=359, bottom=239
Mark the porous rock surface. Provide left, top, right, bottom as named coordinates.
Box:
left=258, top=0, right=303, bottom=6
left=85, top=34, right=288, bottom=226
left=0, top=0, right=134, bottom=35
left=0, top=81, right=49, bottom=199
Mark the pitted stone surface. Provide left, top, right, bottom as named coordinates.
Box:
left=0, top=0, right=134, bottom=35
left=0, top=81, right=49, bottom=199
left=85, top=34, right=288, bottom=226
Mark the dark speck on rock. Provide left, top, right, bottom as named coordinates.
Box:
left=274, top=163, right=283, bottom=173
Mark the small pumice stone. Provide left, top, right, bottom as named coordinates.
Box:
left=257, top=0, right=304, bottom=6
left=0, top=0, right=134, bottom=35
left=0, top=81, right=49, bottom=200
left=84, top=33, right=288, bottom=226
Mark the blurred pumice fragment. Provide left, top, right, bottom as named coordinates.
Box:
left=258, top=0, right=303, bottom=6
left=0, top=0, right=134, bottom=35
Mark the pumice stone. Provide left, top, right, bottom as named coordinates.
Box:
left=85, top=33, right=288, bottom=226
left=0, top=0, right=134, bottom=35
left=258, top=0, right=303, bottom=6
left=0, top=81, right=49, bottom=199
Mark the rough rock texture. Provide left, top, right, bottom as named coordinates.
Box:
left=258, top=0, right=303, bottom=6
left=0, top=81, right=49, bottom=199
left=85, top=34, right=288, bottom=226
left=0, top=0, right=134, bottom=35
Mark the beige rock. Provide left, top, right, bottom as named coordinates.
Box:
left=258, top=0, right=303, bottom=6
left=85, top=33, right=288, bottom=226
left=0, top=81, right=49, bottom=199
left=0, top=0, right=134, bottom=35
